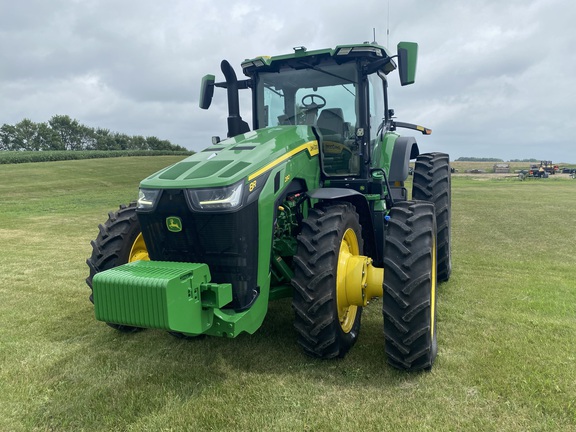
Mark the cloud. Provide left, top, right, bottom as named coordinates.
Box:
left=0, top=0, right=574, bottom=161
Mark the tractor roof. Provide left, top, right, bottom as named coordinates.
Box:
left=241, top=42, right=396, bottom=76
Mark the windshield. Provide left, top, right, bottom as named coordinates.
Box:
left=256, top=62, right=357, bottom=129
left=256, top=62, right=361, bottom=176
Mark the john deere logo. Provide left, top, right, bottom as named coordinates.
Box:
left=166, top=216, right=183, bottom=232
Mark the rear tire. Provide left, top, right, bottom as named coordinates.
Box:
left=86, top=203, right=148, bottom=333
left=412, top=152, right=451, bottom=282
left=291, top=202, right=363, bottom=359
left=383, top=201, right=438, bottom=371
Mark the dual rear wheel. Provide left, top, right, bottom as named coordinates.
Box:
left=383, top=201, right=438, bottom=370
left=413, top=152, right=452, bottom=282
left=292, top=200, right=438, bottom=371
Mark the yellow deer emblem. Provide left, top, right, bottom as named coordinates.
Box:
left=166, top=216, right=183, bottom=232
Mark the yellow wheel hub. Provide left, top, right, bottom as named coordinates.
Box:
left=336, top=229, right=384, bottom=333
left=129, top=233, right=150, bottom=262
left=336, top=228, right=360, bottom=333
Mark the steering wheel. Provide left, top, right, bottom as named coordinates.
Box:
left=301, top=94, right=326, bottom=110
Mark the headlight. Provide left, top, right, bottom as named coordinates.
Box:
left=137, top=189, right=161, bottom=210
left=186, top=181, right=245, bottom=211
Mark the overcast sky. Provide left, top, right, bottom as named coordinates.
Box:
left=1, top=0, right=574, bottom=161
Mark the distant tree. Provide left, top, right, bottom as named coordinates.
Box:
left=145, top=136, right=164, bottom=150
left=456, top=157, right=503, bottom=162
left=112, top=132, right=131, bottom=150
left=172, top=143, right=188, bottom=152
left=14, top=119, right=38, bottom=150
left=34, top=122, right=63, bottom=150
left=49, top=115, right=80, bottom=150
left=93, top=128, right=114, bottom=150
left=1, top=116, right=188, bottom=152
left=509, top=158, right=539, bottom=163
left=78, top=124, right=97, bottom=150
left=157, top=139, right=175, bottom=151
left=131, top=135, right=148, bottom=150
left=145, top=137, right=186, bottom=151
left=0, top=124, right=17, bottom=150
left=48, top=115, right=95, bottom=150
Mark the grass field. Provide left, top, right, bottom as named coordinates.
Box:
left=1, top=157, right=575, bottom=431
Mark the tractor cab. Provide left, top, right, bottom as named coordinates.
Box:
left=248, top=54, right=362, bottom=177
left=201, top=42, right=421, bottom=182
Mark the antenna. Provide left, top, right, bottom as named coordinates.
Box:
left=373, top=28, right=376, bottom=44
left=387, top=0, right=390, bottom=48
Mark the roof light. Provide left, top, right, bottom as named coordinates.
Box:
left=242, top=58, right=266, bottom=71
left=336, top=46, right=384, bottom=56
left=336, top=47, right=352, bottom=55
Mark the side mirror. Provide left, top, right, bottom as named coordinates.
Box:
left=397, top=42, right=418, bottom=86
left=199, top=74, right=215, bottom=109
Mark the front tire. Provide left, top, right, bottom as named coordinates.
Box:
left=291, top=202, right=363, bottom=359
left=383, top=201, right=438, bottom=371
left=86, top=203, right=149, bottom=333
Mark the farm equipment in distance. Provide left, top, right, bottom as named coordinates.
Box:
left=86, top=41, right=451, bottom=371
left=528, top=161, right=559, bottom=178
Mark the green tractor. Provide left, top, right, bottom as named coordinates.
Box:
left=86, top=41, right=451, bottom=371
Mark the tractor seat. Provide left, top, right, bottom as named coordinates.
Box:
left=317, top=108, right=345, bottom=143
left=317, top=108, right=356, bottom=174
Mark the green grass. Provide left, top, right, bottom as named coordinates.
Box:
left=0, top=158, right=575, bottom=431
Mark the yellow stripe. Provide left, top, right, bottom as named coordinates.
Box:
left=248, top=140, right=319, bottom=181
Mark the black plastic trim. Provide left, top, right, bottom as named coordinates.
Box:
left=388, top=137, right=419, bottom=182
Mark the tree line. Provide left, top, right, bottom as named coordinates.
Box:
left=0, top=115, right=187, bottom=152
left=455, top=157, right=504, bottom=162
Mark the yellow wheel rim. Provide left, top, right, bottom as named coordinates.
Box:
left=129, top=233, right=150, bottom=262
left=431, top=235, right=437, bottom=338
left=336, top=228, right=359, bottom=333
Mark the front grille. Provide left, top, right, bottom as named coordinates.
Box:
left=137, top=190, right=259, bottom=310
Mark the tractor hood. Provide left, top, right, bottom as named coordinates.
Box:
left=140, top=125, right=319, bottom=190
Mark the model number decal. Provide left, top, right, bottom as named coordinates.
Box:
left=247, top=140, right=318, bottom=181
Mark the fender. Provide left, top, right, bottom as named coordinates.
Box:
left=308, top=188, right=377, bottom=262
left=388, top=137, right=419, bottom=182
